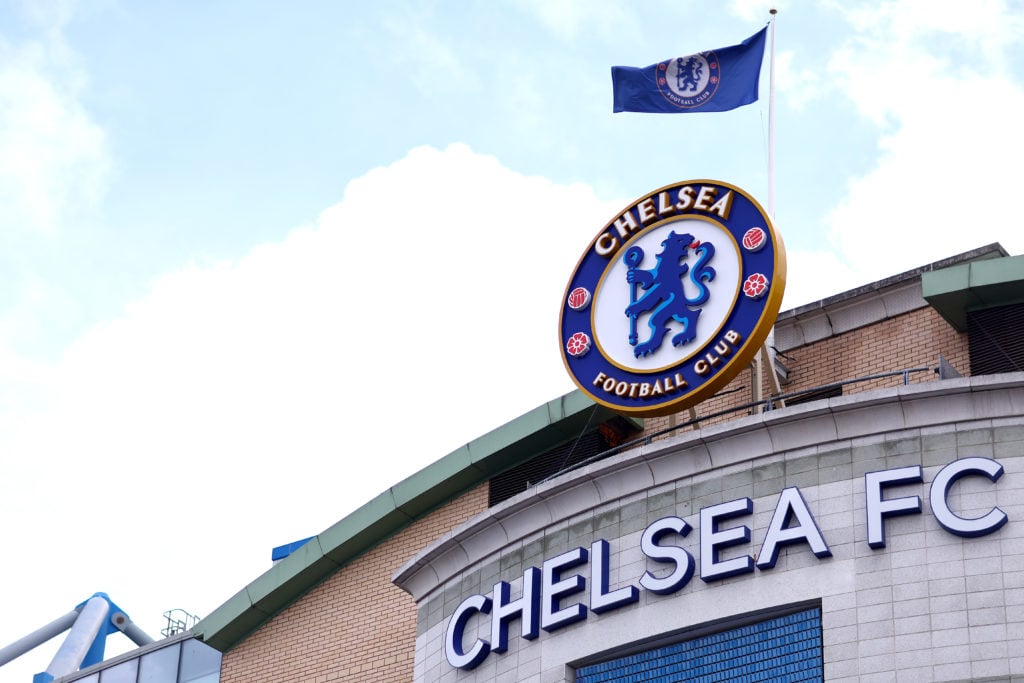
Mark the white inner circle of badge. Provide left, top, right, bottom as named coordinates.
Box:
left=592, top=217, right=741, bottom=373
left=666, top=54, right=711, bottom=97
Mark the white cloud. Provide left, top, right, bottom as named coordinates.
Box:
left=513, top=0, right=640, bottom=43
left=840, top=0, right=1024, bottom=76
left=0, top=11, right=108, bottom=235
left=826, top=73, right=1024, bottom=272
left=800, top=0, right=1024, bottom=289
left=773, top=48, right=822, bottom=110
left=781, top=247, right=859, bottom=310
left=0, top=145, right=623, bottom=675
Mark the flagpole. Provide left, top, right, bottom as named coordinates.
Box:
left=759, top=7, right=785, bottom=411
left=768, top=8, right=777, bottom=217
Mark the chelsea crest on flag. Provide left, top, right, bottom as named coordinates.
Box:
left=612, top=27, right=767, bottom=114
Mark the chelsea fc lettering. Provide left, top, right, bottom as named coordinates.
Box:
left=444, top=457, right=1009, bottom=670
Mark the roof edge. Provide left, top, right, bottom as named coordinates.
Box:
left=777, top=243, right=1007, bottom=323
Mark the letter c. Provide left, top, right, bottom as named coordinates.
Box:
left=445, top=594, right=492, bottom=670
left=595, top=232, right=618, bottom=257
left=930, top=457, right=1008, bottom=537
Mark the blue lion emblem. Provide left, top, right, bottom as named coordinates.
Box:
left=623, top=231, right=716, bottom=358
left=675, top=56, right=703, bottom=92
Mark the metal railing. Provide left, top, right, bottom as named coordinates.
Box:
left=762, top=366, right=932, bottom=411
left=539, top=366, right=936, bottom=487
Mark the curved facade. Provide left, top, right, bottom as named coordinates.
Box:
left=396, top=375, right=1023, bottom=681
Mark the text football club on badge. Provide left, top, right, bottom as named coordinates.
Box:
left=559, top=180, right=786, bottom=416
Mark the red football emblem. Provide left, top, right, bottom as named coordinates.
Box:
left=565, top=332, right=591, bottom=357
left=743, top=273, right=769, bottom=299
left=567, top=287, right=592, bottom=311
left=742, top=227, right=766, bottom=251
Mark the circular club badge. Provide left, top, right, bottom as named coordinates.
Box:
left=559, top=180, right=786, bottom=416
left=657, top=52, right=720, bottom=109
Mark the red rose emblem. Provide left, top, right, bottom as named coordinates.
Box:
left=566, top=332, right=591, bottom=357
left=743, top=273, right=769, bottom=299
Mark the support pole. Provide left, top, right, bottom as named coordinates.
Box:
left=752, top=353, right=763, bottom=409
left=2, top=593, right=155, bottom=682
left=0, top=610, right=79, bottom=668
left=116, top=615, right=155, bottom=647
left=43, top=596, right=109, bottom=679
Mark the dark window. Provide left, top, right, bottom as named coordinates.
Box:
left=488, top=418, right=637, bottom=507
left=968, top=303, right=1024, bottom=375
left=575, top=607, right=823, bottom=682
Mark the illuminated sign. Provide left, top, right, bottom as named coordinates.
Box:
left=444, top=457, right=1008, bottom=670
left=559, top=180, right=785, bottom=416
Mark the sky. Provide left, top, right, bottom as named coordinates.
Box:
left=1, top=0, right=1023, bottom=678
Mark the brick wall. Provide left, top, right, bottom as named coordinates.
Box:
left=220, top=483, right=489, bottom=683
left=777, top=306, right=968, bottom=393
left=643, top=306, right=968, bottom=440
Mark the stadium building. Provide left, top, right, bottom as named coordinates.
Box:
left=34, top=242, right=1024, bottom=682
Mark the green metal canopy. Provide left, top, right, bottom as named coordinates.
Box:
left=923, top=252, right=1024, bottom=332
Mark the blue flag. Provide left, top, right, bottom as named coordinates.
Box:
left=612, top=27, right=767, bottom=114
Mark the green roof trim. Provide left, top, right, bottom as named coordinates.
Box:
left=193, top=389, right=637, bottom=652
left=923, top=253, right=1024, bottom=332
